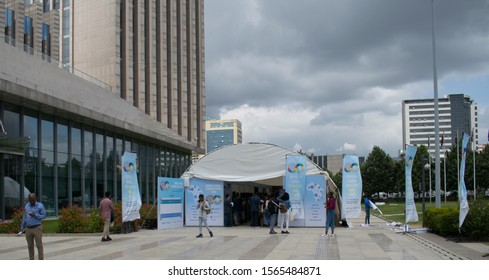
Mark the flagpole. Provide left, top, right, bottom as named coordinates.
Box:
left=428, top=134, right=432, bottom=203
left=442, top=131, right=447, bottom=203
left=431, top=0, right=441, bottom=208
left=457, top=131, right=460, bottom=187
left=429, top=155, right=432, bottom=203
left=473, top=131, right=476, bottom=201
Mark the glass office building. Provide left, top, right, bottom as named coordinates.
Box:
left=205, top=119, right=242, bottom=153
left=1, top=102, right=191, bottom=219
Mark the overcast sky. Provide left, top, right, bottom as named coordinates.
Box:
left=204, top=0, right=489, bottom=157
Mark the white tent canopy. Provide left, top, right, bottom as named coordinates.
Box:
left=182, top=143, right=331, bottom=186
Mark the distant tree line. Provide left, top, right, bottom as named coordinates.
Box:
left=329, top=144, right=489, bottom=199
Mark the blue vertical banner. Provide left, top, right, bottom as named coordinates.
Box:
left=459, top=133, right=470, bottom=228
left=304, top=176, right=327, bottom=227
left=121, top=151, right=142, bottom=222
left=341, top=155, right=362, bottom=219
left=404, top=145, right=418, bottom=223
left=185, top=178, right=224, bottom=226
left=285, top=155, right=307, bottom=227
left=157, top=177, right=184, bottom=229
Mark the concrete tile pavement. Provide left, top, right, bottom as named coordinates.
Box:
left=1, top=214, right=488, bottom=260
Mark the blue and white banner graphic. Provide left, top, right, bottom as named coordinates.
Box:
left=458, top=133, right=470, bottom=228
left=304, top=176, right=327, bottom=227
left=285, top=155, right=307, bottom=226
left=185, top=178, right=223, bottom=226
left=341, top=155, right=362, bottom=218
left=157, top=177, right=184, bottom=229
left=404, top=145, right=418, bottom=223
left=121, top=151, right=142, bottom=222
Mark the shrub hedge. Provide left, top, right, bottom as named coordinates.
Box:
left=1, top=202, right=150, bottom=234
left=424, top=199, right=489, bottom=241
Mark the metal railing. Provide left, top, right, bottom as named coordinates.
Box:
left=1, top=33, right=113, bottom=92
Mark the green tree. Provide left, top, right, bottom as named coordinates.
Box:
left=476, top=144, right=489, bottom=195
left=332, top=170, right=342, bottom=192
left=393, top=157, right=405, bottom=195
left=362, top=146, right=395, bottom=196
left=412, top=145, right=430, bottom=195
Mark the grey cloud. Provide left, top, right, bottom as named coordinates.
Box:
left=205, top=0, right=489, bottom=153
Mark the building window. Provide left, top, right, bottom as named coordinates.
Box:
left=43, top=0, right=51, bottom=13
left=53, top=0, right=60, bottom=10
left=42, top=23, right=51, bottom=59
left=4, top=8, right=15, bottom=45
left=24, top=16, right=34, bottom=53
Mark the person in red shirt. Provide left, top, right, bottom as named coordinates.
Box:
left=99, top=191, right=115, bottom=242
left=322, top=192, right=336, bottom=237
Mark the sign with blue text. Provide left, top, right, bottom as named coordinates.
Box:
left=157, top=177, right=184, bottom=229
left=285, top=155, right=307, bottom=227
left=304, top=176, right=327, bottom=227
left=405, top=145, right=418, bottom=223
left=341, top=155, right=362, bottom=219
left=121, top=151, right=142, bottom=222
left=458, top=133, right=470, bottom=228
left=185, top=178, right=224, bottom=226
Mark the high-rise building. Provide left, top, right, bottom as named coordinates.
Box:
left=206, top=119, right=242, bottom=153
left=310, top=154, right=365, bottom=174
left=402, top=94, right=478, bottom=157
left=0, top=0, right=205, bottom=220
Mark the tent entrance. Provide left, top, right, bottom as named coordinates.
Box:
left=224, top=181, right=282, bottom=227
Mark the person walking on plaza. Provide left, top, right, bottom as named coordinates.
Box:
left=322, top=192, right=336, bottom=237
left=196, top=194, right=213, bottom=237
left=99, top=191, right=115, bottom=242
left=277, top=189, right=291, bottom=234
left=21, top=193, right=46, bottom=260
left=249, top=192, right=261, bottom=227
left=266, top=195, right=279, bottom=234
left=224, top=193, right=233, bottom=227
left=364, top=195, right=371, bottom=226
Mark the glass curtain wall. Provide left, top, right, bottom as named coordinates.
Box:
left=1, top=102, right=192, bottom=218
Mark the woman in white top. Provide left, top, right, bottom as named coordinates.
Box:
left=196, top=194, right=213, bottom=238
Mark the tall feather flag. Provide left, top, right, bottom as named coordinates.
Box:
left=458, top=133, right=470, bottom=229
left=405, top=145, right=418, bottom=223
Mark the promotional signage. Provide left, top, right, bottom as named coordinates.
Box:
left=285, top=155, right=307, bottom=227
left=341, top=155, right=362, bottom=219
left=304, top=176, right=327, bottom=227
left=458, top=133, right=470, bottom=228
left=185, top=178, right=224, bottom=226
left=157, top=177, right=184, bottom=229
left=405, top=145, right=418, bottom=223
left=121, top=151, right=142, bottom=222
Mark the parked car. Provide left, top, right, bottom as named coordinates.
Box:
left=372, top=192, right=387, bottom=200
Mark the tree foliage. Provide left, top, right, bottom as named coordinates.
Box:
left=361, top=146, right=395, bottom=195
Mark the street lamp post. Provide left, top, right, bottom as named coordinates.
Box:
left=444, top=150, right=447, bottom=203
left=431, top=0, right=442, bottom=208
left=421, top=158, right=427, bottom=226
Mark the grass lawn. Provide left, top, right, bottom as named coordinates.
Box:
left=371, top=201, right=459, bottom=228
left=42, top=219, right=59, bottom=233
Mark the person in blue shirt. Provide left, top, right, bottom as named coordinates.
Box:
left=364, top=195, right=371, bottom=226
left=21, top=193, right=46, bottom=260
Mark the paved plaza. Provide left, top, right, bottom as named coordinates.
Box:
left=1, top=214, right=488, bottom=260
